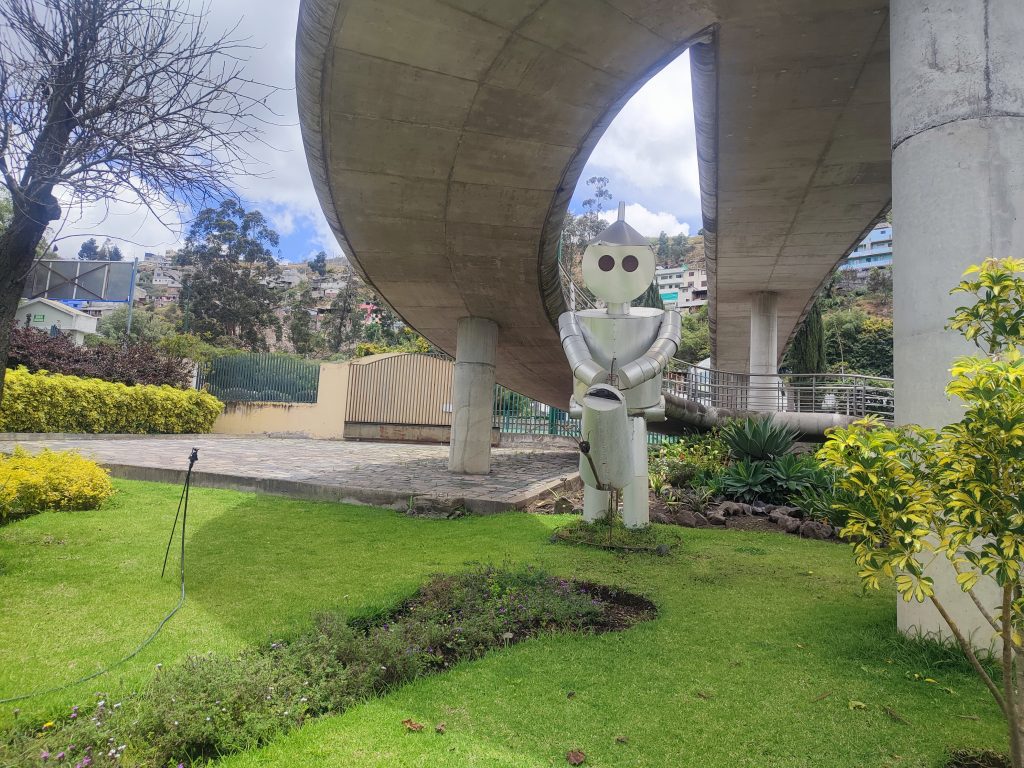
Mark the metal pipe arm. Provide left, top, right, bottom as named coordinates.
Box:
left=615, top=309, right=682, bottom=389
left=559, top=312, right=608, bottom=386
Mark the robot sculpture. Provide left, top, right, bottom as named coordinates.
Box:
left=559, top=203, right=682, bottom=529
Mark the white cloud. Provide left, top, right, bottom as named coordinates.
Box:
left=580, top=52, right=700, bottom=222
left=599, top=204, right=690, bottom=238
left=52, top=0, right=339, bottom=261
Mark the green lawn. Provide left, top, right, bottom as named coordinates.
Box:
left=0, top=479, right=1007, bottom=766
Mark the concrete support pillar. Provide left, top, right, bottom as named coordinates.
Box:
left=448, top=317, right=498, bottom=475
left=890, top=0, right=1024, bottom=648
left=748, top=291, right=779, bottom=410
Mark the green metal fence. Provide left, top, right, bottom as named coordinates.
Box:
left=196, top=353, right=320, bottom=403
left=492, top=384, right=677, bottom=445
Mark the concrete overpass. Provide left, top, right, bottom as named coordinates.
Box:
left=296, top=0, right=1024, bottom=470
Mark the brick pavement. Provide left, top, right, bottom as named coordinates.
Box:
left=0, top=435, right=580, bottom=513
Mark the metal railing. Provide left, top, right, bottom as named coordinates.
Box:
left=665, top=365, right=894, bottom=422
left=196, top=353, right=320, bottom=403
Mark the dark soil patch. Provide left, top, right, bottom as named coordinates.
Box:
left=575, top=581, right=658, bottom=632
left=946, top=749, right=1011, bottom=768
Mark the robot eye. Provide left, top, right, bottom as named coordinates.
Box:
left=598, top=254, right=615, bottom=272
left=622, top=255, right=639, bottom=273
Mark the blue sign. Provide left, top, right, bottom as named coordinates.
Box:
left=660, top=291, right=679, bottom=302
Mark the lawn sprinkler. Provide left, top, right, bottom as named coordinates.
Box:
left=559, top=203, right=681, bottom=529
left=162, top=447, right=199, bottom=578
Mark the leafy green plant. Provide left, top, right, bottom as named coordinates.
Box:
left=649, top=430, right=729, bottom=490
left=719, top=458, right=773, bottom=503
left=768, top=453, right=826, bottom=498
left=817, top=258, right=1024, bottom=768
left=720, top=417, right=796, bottom=461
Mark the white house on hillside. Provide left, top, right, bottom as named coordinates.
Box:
left=18, top=298, right=98, bottom=345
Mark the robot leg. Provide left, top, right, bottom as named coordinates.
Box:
left=621, top=417, right=650, bottom=529
left=583, top=484, right=611, bottom=523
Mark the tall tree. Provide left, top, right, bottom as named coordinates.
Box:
left=96, top=237, right=123, bottom=261
left=309, top=251, right=328, bottom=277
left=784, top=301, right=826, bottom=374
left=655, top=231, right=670, bottom=263
left=177, top=200, right=281, bottom=350
left=0, top=0, right=272, bottom=401
left=561, top=176, right=614, bottom=298
left=77, top=237, right=100, bottom=260
left=323, top=270, right=363, bottom=353
left=287, top=287, right=320, bottom=357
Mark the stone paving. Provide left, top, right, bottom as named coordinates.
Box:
left=0, top=435, right=580, bottom=512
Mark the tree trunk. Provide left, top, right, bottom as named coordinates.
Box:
left=0, top=202, right=51, bottom=403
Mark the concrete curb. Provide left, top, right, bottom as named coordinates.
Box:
left=100, top=462, right=580, bottom=515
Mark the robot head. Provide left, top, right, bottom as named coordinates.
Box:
left=581, top=203, right=656, bottom=304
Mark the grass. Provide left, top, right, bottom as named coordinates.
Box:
left=0, top=479, right=1009, bottom=767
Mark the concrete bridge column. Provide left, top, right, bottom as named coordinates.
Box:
left=748, top=292, right=780, bottom=410
left=891, top=0, right=1024, bottom=646
left=448, top=317, right=498, bottom=475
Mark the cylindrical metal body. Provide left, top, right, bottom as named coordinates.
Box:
left=574, top=308, right=663, bottom=412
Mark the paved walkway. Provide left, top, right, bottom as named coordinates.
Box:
left=0, top=435, right=580, bottom=513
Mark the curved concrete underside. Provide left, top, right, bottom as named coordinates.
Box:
left=297, top=0, right=892, bottom=407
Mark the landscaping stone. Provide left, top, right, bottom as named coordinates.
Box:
left=776, top=515, right=801, bottom=534
left=707, top=510, right=728, bottom=526
left=553, top=498, right=575, bottom=515
left=768, top=508, right=789, bottom=524
left=718, top=501, right=756, bottom=517
left=675, top=510, right=702, bottom=528
left=799, top=520, right=834, bottom=540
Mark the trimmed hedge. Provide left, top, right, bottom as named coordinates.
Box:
left=0, top=448, right=114, bottom=521
left=0, top=367, right=223, bottom=434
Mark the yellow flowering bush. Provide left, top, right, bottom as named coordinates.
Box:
left=0, top=367, right=223, bottom=434
left=0, top=448, right=114, bottom=520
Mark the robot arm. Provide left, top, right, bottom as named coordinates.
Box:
left=614, top=309, right=682, bottom=389
left=559, top=312, right=608, bottom=386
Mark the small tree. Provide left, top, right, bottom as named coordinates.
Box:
left=78, top=237, right=100, bottom=260
left=818, top=258, right=1024, bottom=766
left=309, top=251, right=328, bottom=278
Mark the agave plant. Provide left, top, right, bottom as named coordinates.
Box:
left=719, top=458, right=773, bottom=503
left=720, top=417, right=797, bottom=461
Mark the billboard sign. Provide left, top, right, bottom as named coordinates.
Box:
left=22, top=260, right=136, bottom=303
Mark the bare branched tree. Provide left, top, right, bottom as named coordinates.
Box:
left=0, top=0, right=274, bottom=399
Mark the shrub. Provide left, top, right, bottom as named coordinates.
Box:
left=8, top=325, right=191, bottom=387
left=0, top=367, right=223, bottom=434
left=649, top=430, right=729, bottom=490
left=720, top=416, right=796, bottom=460
left=0, top=448, right=114, bottom=521
left=817, top=259, right=1024, bottom=767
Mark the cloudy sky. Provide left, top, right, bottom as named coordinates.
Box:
left=53, top=3, right=700, bottom=263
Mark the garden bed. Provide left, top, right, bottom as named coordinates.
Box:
left=2, top=564, right=655, bottom=767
